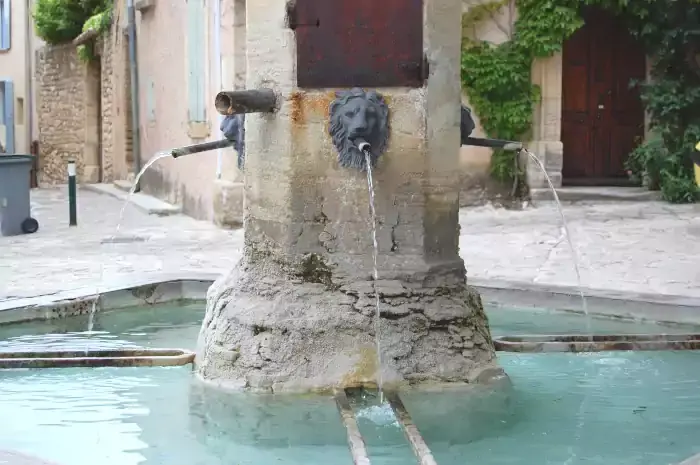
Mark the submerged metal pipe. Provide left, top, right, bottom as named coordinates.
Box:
left=385, top=391, right=438, bottom=465
left=170, top=139, right=234, bottom=158
left=214, top=89, right=277, bottom=116
left=334, top=390, right=372, bottom=465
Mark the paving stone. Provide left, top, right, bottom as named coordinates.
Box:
left=2, top=189, right=699, bottom=302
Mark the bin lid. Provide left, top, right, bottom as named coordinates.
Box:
left=0, top=154, right=35, bottom=165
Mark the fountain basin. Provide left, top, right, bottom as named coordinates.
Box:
left=0, top=301, right=699, bottom=465
left=0, top=348, right=194, bottom=369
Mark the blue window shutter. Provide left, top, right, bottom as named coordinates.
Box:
left=0, top=0, right=10, bottom=51
left=1, top=80, right=15, bottom=153
left=187, top=0, right=205, bottom=122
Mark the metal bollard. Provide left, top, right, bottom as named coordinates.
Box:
left=67, top=160, right=77, bottom=227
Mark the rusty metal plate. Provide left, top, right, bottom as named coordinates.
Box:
left=293, top=0, right=424, bottom=88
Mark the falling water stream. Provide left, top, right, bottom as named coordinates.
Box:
left=88, top=151, right=172, bottom=348
left=523, top=150, right=589, bottom=320
left=523, top=148, right=592, bottom=464
left=113, top=152, right=172, bottom=237
left=363, top=149, right=384, bottom=402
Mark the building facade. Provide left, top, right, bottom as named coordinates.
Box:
left=32, top=0, right=649, bottom=223
left=0, top=0, right=42, bottom=155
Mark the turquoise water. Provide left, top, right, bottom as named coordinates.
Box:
left=1, top=302, right=700, bottom=465
left=486, top=305, right=700, bottom=337
left=0, top=366, right=352, bottom=465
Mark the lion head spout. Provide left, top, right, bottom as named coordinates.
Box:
left=328, top=88, right=390, bottom=171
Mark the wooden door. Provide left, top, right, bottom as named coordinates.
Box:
left=561, top=9, right=646, bottom=183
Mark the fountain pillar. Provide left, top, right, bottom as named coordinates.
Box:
left=196, top=0, right=505, bottom=392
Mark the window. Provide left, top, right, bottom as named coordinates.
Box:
left=0, top=0, right=10, bottom=51
left=187, top=0, right=205, bottom=123
left=0, top=80, right=15, bottom=153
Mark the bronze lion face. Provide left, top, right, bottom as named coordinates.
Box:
left=328, top=88, right=390, bottom=171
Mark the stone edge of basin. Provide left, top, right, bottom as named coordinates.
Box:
left=470, top=278, right=700, bottom=326
left=1, top=274, right=699, bottom=326
left=0, top=272, right=221, bottom=325
left=494, top=334, right=700, bottom=353
left=0, top=348, right=195, bottom=369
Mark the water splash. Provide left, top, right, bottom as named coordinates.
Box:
left=363, top=149, right=384, bottom=402
left=85, top=295, right=100, bottom=356
left=355, top=404, right=399, bottom=427
left=87, top=296, right=99, bottom=333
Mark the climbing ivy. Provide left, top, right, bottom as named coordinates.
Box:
left=461, top=0, right=700, bottom=203
left=76, top=8, right=113, bottom=63
left=461, top=0, right=581, bottom=195
left=34, top=0, right=111, bottom=44
left=615, top=0, right=700, bottom=202
left=34, top=0, right=112, bottom=63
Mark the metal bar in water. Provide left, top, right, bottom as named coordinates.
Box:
left=334, top=390, right=372, bottom=465
left=385, top=391, right=438, bottom=465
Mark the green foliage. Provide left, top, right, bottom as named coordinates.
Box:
left=625, top=131, right=665, bottom=190
left=461, top=0, right=581, bottom=195
left=461, top=0, right=700, bottom=203
left=616, top=0, right=700, bottom=202
left=34, top=0, right=111, bottom=44
left=76, top=9, right=113, bottom=62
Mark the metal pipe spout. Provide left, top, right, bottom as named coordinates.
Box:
left=214, top=89, right=277, bottom=116
left=170, top=139, right=235, bottom=158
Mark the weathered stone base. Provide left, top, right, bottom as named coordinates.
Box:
left=195, top=261, right=504, bottom=393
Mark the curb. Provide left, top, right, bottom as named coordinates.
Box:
left=82, top=183, right=181, bottom=216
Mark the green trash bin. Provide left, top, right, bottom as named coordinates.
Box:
left=0, top=155, right=39, bottom=237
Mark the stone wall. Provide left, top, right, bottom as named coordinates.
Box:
left=35, top=43, right=99, bottom=185
left=98, top=37, right=115, bottom=182
left=35, top=33, right=133, bottom=186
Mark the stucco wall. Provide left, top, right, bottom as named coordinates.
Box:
left=133, top=1, right=222, bottom=221
left=0, top=0, right=29, bottom=154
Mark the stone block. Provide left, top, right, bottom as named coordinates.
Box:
left=212, top=179, right=244, bottom=229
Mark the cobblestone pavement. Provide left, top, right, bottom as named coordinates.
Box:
left=2, top=187, right=699, bottom=300
left=1, top=188, right=243, bottom=300
left=459, top=201, right=700, bottom=298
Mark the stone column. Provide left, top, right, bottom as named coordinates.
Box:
left=213, top=0, right=246, bottom=228
left=196, top=0, right=504, bottom=392
left=527, top=52, right=564, bottom=196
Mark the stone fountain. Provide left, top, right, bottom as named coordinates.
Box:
left=190, top=0, right=509, bottom=393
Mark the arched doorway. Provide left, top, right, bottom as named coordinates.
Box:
left=561, top=8, right=646, bottom=185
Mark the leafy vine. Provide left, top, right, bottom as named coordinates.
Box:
left=34, top=0, right=113, bottom=63
left=461, top=0, right=700, bottom=203
left=77, top=8, right=114, bottom=63
left=461, top=0, right=580, bottom=196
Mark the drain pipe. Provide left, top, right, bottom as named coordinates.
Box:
left=24, top=0, right=34, bottom=155
left=213, top=0, right=223, bottom=179
left=126, top=0, right=142, bottom=191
